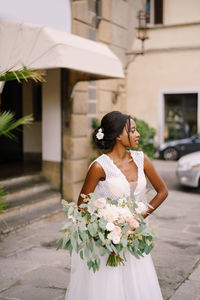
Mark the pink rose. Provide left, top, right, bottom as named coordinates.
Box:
left=127, top=218, right=139, bottom=229
left=113, top=226, right=122, bottom=236
left=118, top=218, right=125, bottom=224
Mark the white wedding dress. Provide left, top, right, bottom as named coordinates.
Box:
left=65, top=150, right=163, bottom=300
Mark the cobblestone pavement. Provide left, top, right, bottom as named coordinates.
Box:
left=0, top=160, right=200, bottom=300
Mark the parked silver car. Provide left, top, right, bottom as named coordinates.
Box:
left=176, top=151, right=200, bottom=188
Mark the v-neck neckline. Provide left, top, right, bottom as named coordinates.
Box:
left=103, top=151, right=139, bottom=185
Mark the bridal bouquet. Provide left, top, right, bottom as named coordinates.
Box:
left=57, top=192, right=156, bottom=273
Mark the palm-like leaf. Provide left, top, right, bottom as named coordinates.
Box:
left=0, top=185, right=10, bottom=212
left=0, top=68, right=45, bottom=83
left=0, top=111, right=33, bottom=139
left=0, top=67, right=43, bottom=212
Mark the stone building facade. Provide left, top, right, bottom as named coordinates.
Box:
left=63, top=0, right=144, bottom=201
left=127, top=0, right=200, bottom=145
left=0, top=0, right=144, bottom=203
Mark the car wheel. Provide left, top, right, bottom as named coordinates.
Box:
left=163, top=147, right=179, bottom=160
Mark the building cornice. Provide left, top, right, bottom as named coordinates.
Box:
left=127, top=45, right=200, bottom=55
left=146, top=21, right=200, bottom=30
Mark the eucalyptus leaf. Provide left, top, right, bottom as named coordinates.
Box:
left=71, top=232, right=78, bottom=252
left=105, top=241, right=112, bottom=252
left=92, top=222, right=98, bottom=235
left=123, top=251, right=127, bottom=262
left=70, top=225, right=76, bottom=233
left=98, top=232, right=105, bottom=242
left=64, top=240, right=71, bottom=249
left=61, top=199, right=68, bottom=206
left=62, top=234, right=70, bottom=248
left=89, top=237, right=94, bottom=252
left=62, top=222, right=72, bottom=230
left=96, top=257, right=101, bottom=271
left=84, top=246, right=90, bottom=261
left=99, top=247, right=106, bottom=256
left=92, top=248, right=97, bottom=260
left=92, top=263, right=96, bottom=273
left=99, top=219, right=106, bottom=230
left=122, top=224, right=130, bottom=233
left=90, top=215, right=97, bottom=222
left=69, top=244, right=73, bottom=256
left=95, top=239, right=102, bottom=247
left=144, top=244, right=150, bottom=254
left=121, top=237, right=128, bottom=247
left=56, top=239, right=63, bottom=251
left=79, top=230, right=87, bottom=242
left=78, top=243, right=84, bottom=252
left=79, top=203, right=88, bottom=209
left=111, top=243, right=118, bottom=254
left=133, top=249, right=140, bottom=259
left=68, top=206, right=74, bottom=216
left=87, top=261, right=93, bottom=270
left=80, top=250, right=84, bottom=260
left=88, top=223, right=95, bottom=236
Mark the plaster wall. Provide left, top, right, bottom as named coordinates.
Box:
left=127, top=50, right=200, bottom=143
left=133, top=24, right=200, bottom=52
left=164, top=0, right=200, bottom=25
left=42, top=69, right=61, bottom=162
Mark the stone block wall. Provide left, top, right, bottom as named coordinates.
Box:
left=63, top=0, right=143, bottom=202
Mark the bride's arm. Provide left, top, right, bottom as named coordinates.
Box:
left=77, top=162, right=105, bottom=206
left=143, top=154, right=168, bottom=218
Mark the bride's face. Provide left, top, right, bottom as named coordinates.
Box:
left=118, top=119, right=140, bottom=148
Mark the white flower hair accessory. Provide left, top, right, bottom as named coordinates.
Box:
left=96, top=128, right=104, bottom=140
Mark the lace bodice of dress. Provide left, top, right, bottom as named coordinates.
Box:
left=88, top=150, right=147, bottom=202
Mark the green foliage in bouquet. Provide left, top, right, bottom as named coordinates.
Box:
left=91, top=117, right=156, bottom=159
left=57, top=193, right=156, bottom=273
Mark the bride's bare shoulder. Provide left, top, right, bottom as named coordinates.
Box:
left=88, top=160, right=105, bottom=178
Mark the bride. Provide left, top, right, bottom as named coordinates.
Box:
left=65, top=111, right=168, bottom=300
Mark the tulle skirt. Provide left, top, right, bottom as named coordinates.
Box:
left=65, top=250, right=163, bottom=300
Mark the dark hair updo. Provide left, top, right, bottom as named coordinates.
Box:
left=93, top=111, right=131, bottom=150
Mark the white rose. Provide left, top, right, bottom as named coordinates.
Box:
left=106, top=222, right=115, bottom=231
left=107, top=232, right=121, bottom=244
left=136, top=202, right=148, bottom=214
left=107, top=232, right=113, bottom=240
left=112, top=235, right=120, bottom=244
left=99, top=204, right=119, bottom=222
left=93, top=197, right=107, bottom=209
left=107, top=177, right=130, bottom=198
left=96, top=132, right=104, bottom=140
left=118, top=206, right=132, bottom=221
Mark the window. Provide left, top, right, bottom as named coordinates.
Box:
left=164, top=94, right=197, bottom=141
left=146, top=0, right=163, bottom=25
